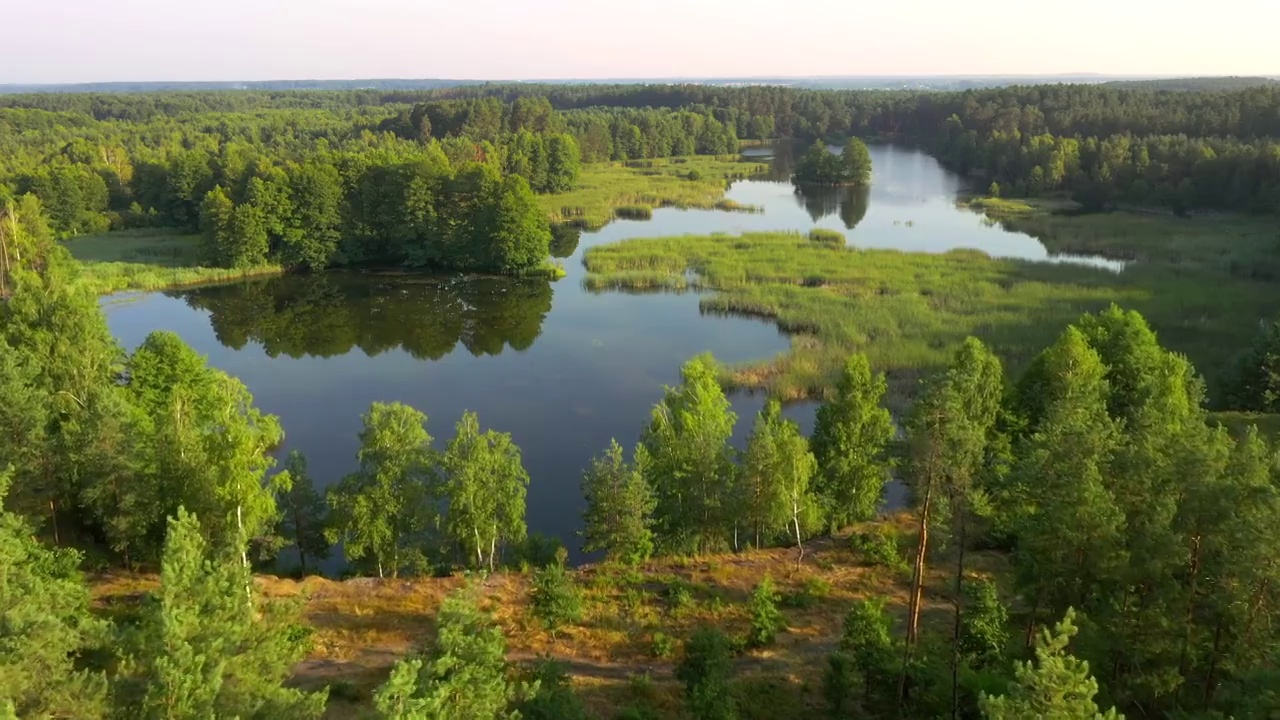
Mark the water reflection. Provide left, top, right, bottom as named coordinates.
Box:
left=178, top=273, right=553, bottom=360
left=795, top=184, right=871, bottom=228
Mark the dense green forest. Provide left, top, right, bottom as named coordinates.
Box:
left=4, top=80, right=1280, bottom=718
left=2, top=83, right=1277, bottom=269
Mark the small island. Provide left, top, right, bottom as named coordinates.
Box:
left=792, top=137, right=873, bottom=186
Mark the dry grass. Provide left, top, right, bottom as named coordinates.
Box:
left=92, top=516, right=1009, bottom=719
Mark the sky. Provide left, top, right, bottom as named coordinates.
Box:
left=6, top=0, right=1278, bottom=84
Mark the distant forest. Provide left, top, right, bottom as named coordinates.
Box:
left=1, top=81, right=1277, bottom=272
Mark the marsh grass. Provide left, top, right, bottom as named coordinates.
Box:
left=63, top=228, right=283, bottom=294
left=541, top=155, right=769, bottom=229
left=966, top=197, right=1280, bottom=277
left=584, top=227, right=1277, bottom=401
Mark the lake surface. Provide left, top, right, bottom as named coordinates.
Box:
left=104, top=144, right=1117, bottom=565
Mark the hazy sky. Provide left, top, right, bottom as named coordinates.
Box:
left=6, top=0, right=1278, bottom=83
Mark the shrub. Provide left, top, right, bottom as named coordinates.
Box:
left=686, top=169, right=704, bottom=181
left=519, top=660, right=588, bottom=720
left=677, top=627, right=738, bottom=720
left=850, top=526, right=906, bottom=572
left=782, top=576, right=832, bottom=609
left=808, top=228, right=845, bottom=246
left=529, top=549, right=584, bottom=634
left=651, top=631, right=677, bottom=659
left=959, top=580, right=1009, bottom=668
left=747, top=576, right=785, bottom=647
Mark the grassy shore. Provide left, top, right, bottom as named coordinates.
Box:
left=93, top=515, right=993, bottom=720
left=967, top=197, right=1280, bottom=277
left=63, top=228, right=284, bottom=294
left=540, top=155, right=770, bottom=230
left=582, top=216, right=1277, bottom=403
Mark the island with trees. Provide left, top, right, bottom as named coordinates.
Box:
left=792, top=138, right=874, bottom=186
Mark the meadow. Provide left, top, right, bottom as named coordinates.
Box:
left=539, top=155, right=770, bottom=230
left=62, top=228, right=284, bottom=294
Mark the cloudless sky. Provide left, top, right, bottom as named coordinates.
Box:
left=6, top=0, right=1278, bottom=84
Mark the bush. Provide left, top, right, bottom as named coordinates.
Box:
left=850, top=527, right=906, bottom=571
left=686, top=169, right=704, bottom=181
left=651, top=631, right=677, bottom=659
left=519, top=660, right=588, bottom=720
left=529, top=549, right=584, bottom=633
left=808, top=228, right=845, bottom=246
left=664, top=579, right=695, bottom=611
left=518, top=533, right=566, bottom=570
left=782, top=576, right=832, bottom=609
left=677, top=627, right=738, bottom=720
left=747, top=576, right=785, bottom=648
left=959, top=580, right=1009, bottom=668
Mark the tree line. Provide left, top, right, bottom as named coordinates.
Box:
left=5, top=82, right=1275, bottom=255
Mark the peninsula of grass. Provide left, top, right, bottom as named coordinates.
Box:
left=541, top=155, right=769, bottom=230
left=966, top=196, right=1280, bottom=277
left=63, top=228, right=284, bottom=295
left=583, top=224, right=1277, bottom=402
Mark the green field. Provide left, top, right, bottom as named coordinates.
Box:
left=62, top=229, right=283, bottom=294
left=540, top=155, right=770, bottom=230
left=583, top=208, right=1278, bottom=404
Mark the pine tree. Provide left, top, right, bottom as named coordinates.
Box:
left=0, top=469, right=108, bottom=719
left=831, top=599, right=896, bottom=713
left=373, top=586, right=524, bottom=719
left=442, top=411, right=530, bottom=571
left=580, top=439, right=656, bottom=564
left=121, top=508, right=326, bottom=719
left=529, top=548, right=584, bottom=635
left=677, top=627, right=737, bottom=720
left=747, top=575, right=785, bottom=647
left=277, top=450, right=331, bottom=575
left=900, top=338, right=1003, bottom=708
left=810, top=354, right=895, bottom=530
left=327, top=402, right=438, bottom=578
left=979, top=609, right=1121, bottom=720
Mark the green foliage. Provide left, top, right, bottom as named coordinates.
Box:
left=677, top=627, right=738, bottom=720
left=959, top=580, right=1009, bottom=668
left=326, top=402, right=437, bottom=578
left=518, top=660, right=587, bottom=720
left=746, top=576, right=785, bottom=647
left=979, top=609, right=1121, bottom=720
left=0, top=471, right=108, bottom=719
left=793, top=139, right=873, bottom=186
left=442, top=411, right=530, bottom=571
left=372, top=586, right=524, bottom=720
left=811, top=354, right=895, bottom=529
left=739, top=399, right=819, bottom=553
left=827, top=598, right=897, bottom=716
left=641, top=355, right=738, bottom=554
left=580, top=439, right=656, bottom=564
left=119, top=508, right=325, bottom=719
left=276, top=451, right=331, bottom=575
left=650, top=632, right=677, bottom=659
left=806, top=227, right=844, bottom=246
left=122, top=330, right=286, bottom=560
left=780, top=577, right=832, bottom=609
left=529, top=549, right=584, bottom=633
left=1224, top=317, right=1280, bottom=412
left=849, top=527, right=906, bottom=571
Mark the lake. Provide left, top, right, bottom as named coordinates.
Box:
left=103, top=144, right=1116, bottom=564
